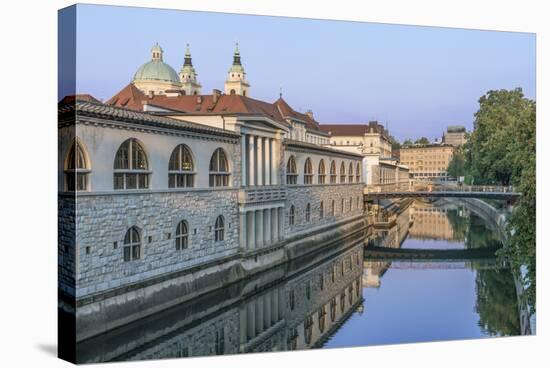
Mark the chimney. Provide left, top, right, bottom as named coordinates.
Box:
left=212, top=89, right=221, bottom=104
left=306, top=109, right=313, bottom=120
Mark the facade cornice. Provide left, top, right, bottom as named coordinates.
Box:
left=284, top=139, right=363, bottom=160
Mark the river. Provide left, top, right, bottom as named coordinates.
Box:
left=76, top=199, right=523, bottom=363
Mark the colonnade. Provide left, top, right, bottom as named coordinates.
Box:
left=239, top=288, right=284, bottom=344
left=239, top=206, right=284, bottom=250
left=241, top=134, right=279, bottom=187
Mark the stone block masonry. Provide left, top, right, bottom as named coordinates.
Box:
left=75, top=188, right=240, bottom=298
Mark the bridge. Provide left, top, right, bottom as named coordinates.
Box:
left=364, top=183, right=520, bottom=201
left=363, top=245, right=500, bottom=261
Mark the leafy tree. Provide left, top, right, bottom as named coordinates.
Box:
left=447, top=148, right=466, bottom=179
left=403, top=138, right=413, bottom=146
left=414, top=137, right=430, bottom=145
left=465, top=88, right=536, bottom=312
left=389, top=135, right=401, bottom=150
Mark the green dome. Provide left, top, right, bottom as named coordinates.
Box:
left=133, top=60, right=180, bottom=83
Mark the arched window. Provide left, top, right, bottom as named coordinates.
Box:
left=348, top=162, right=354, bottom=183
left=209, top=148, right=230, bottom=187
left=329, top=161, right=337, bottom=184
left=319, top=201, right=324, bottom=220
left=286, top=156, right=297, bottom=184
left=341, top=198, right=345, bottom=214
left=214, top=215, right=225, bottom=241
left=123, top=226, right=141, bottom=262
left=305, top=203, right=311, bottom=222
left=340, top=162, right=346, bottom=183
left=114, top=139, right=150, bottom=190
left=318, top=159, right=326, bottom=184
left=331, top=200, right=335, bottom=216
left=349, top=197, right=353, bottom=212
left=289, top=205, right=295, bottom=226
left=169, top=144, right=194, bottom=188
left=304, top=158, right=313, bottom=184
left=65, top=140, right=89, bottom=191
left=175, top=220, right=189, bottom=250
left=356, top=163, right=361, bottom=182
left=304, top=316, right=313, bottom=345
left=330, top=298, right=336, bottom=322
left=230, top=89, right=236, bottom=95
left=318, top=306, right=327, bottom=333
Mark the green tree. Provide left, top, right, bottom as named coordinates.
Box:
left=447, top=148, right=466, bottom=179
left=403, top=138, right=413, bottom=146
left=465, top=88, right=536, bottom=312
left=415, top=137, right=430, bottom=145
left=389, top=135, right=401, bottom=150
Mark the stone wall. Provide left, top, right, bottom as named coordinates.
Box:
left=75, top=188, right=240, bottom=297
left=285, top=184, right=364, bottom=236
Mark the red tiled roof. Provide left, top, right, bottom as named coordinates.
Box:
left=274, top=97, right=321, bottom=131
left=319, top=122, right=387, bottom=137
left=105, top=83, right=330, bottom=134
left=59, top=94, right=101, bottom=105
left=106, top=83, right=286, bottom=122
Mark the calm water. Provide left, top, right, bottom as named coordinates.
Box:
left=324, top=199, right=521, bottom=348
left=77, top=199, right=521, bottom=363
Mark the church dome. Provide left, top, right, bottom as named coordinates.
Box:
left=133, top=43, right=180, bottom=84
left=133, top=60, right=180, bottom=83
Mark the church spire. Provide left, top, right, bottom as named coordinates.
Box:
left=224, top=42, right=250, bottom=97
left=184, top=43, right=193, bottom=66
left=179, top=43, right=201, bottom=95
left=232, top=42, right=241, bottom=65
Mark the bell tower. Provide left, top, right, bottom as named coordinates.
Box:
left=224, top=43, right=250, bottom=97
left=178, top=44, right=202, bottom=95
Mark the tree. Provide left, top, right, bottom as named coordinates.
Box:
left=447, top=148, right=466, bottom=179
left=389, top=135, right=401, bottom=150
left=467, top=88, right=535, bottom=186
left=415, top=137, right=430, bottom=145
left=465, top=88, right=536, bottom=312
left=403, top=138, right=413, bottom=146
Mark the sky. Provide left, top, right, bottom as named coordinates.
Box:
left=62, top=4, right=536, bottom=141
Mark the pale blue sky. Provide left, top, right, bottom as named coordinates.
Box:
left=65, top=4, right=536, bottom=141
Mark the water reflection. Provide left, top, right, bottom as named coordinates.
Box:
left=77, top=241, right=364, bottom=363
left=326, top=199, right=521, bottom=349
left=77, top=199, right=523, bottom=362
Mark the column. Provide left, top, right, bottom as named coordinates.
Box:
left=248, top=135, right=255, bottom=186
left=241, top=134, right=247, bottom=186
left=240, top=211, right=247, bottom=250
left=264, top=293, right=271, bottom=329
left=266, top=138, right=272, bottom=185
left=277, top=207, right=284, bottom=241
left=263, top=208, right=271, bottom=246
left=272, top=139, right=279, bottom=185
left=247, top=302, right=255, bottom=340
left=257, top=137, right=264, bottom=186
left=272, top=289, right=279, bottom=323
left=239, top=306, right=247, bottom=346
left=271, top=208, right=277, bottom=244
left=247, top=211, right=256, bottom=250
left=255, top=298, right=264, bottom=335
left=256, top=210, right=264, bottom=248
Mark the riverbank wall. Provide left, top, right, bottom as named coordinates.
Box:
left=448, top=197, right=535, bottom=335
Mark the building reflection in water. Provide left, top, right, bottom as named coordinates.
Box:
left=76, top=241, right=364, bottom=363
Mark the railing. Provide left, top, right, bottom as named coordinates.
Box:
left=365, top=181, right=515, bottom=194
left=435, top=184, right=515, bottom=193
left=238, top=186, right=287, bottom=204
